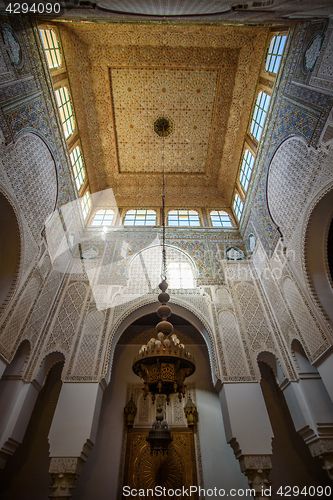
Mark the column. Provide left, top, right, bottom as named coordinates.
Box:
left=0, top=377, right=40, bottom=468
left=48, top=381, right=104, bottom=499
left=219, top=382, right=274, bottom=499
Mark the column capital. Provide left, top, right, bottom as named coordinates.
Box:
left=239, top=455, right=273, bottom=500
left=307, top=438, right=333, bottom=479
left=49, top=457, right=84, bottom=499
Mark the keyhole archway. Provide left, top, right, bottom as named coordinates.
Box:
left=71, top=306, right=248, bottom=500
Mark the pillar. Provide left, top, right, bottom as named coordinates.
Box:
left=0, top=378, right=40, bottom=468
left=219, top=382, right=274, bottom=499
left=48, top=381, right=104, bottom=499
left=281, top=377, right=333, bottom=479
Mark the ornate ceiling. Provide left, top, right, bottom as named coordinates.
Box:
left=59, top=22, right=269, bottom=208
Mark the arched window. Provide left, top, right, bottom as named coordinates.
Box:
left=233, top=194, right=244, bottom=222
left=210, top=210, right=233, bottom=227
left=91, top=209, right=114, bottom=227
left=81, top=190, right=91, bottom=220
left=39, top=28, right=62, bottom=69
left=250, top=91, right=271, bottom=142
left=168, top=209, right=200, bottom=227
left=239, top=150, right=255, bottom=192
left=54, top=86, right=75, bottom=139
left=124, top=209, right=156, bottom=226
left=265, top=35, right=287, bottom=74
left=70, top=146, right=85, bottom=191
left=167, top=262, right=195, bottom=289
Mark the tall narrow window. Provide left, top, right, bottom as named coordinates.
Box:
left=239, top=150, right=255, bottom=192
left=55, top=86, right=75, bottom=139
left=233, top=194, right=244, bottom=222
left=250, top=92, right=271, bottom=142
left=265, top=35, right=287, bottom=74
left=70, top=146, right=85, bottom=191
left=91, top=209, right=114, bottom=226
left=168, top=210, right=200, bottom=227
left=39, top=28, right=62, bottom=69
left=81, top=191, right=91, bottom=220
left=124, top=209, right=156, bottom=226
left=210, top=210, right=233, bottom=227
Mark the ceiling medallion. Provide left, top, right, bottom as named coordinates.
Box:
left=154, top=116, right=173, bottom=137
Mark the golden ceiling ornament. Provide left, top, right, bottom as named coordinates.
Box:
left=154, top=116, right=173, bottom=137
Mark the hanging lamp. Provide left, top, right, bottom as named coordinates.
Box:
left=132, top=116, right=196, bottom=453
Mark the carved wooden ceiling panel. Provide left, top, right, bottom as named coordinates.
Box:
left=59, top=23, right=269, bottom=207
left=110, top=67, right=219, bottom=174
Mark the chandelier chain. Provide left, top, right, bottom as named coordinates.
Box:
left=161, top=129, right=167, bottom=281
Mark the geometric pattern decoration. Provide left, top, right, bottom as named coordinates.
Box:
left=128, top=245, right=195, bottom=295
left=235, top=282, right=273, bottom=353
left=3, top=133, right=58, bottom=242
left=0, top=277, right=39, bottom=356
left=24, top=270, right=63, bottom=345
left=110, top=67, right=219, bottom=174
left=219, top=310, right=251, bottom=380
left=283, top=277, right=329, bottom=361
left=70, top=309, right=104, bottom=378
left=46, top=282, right=87, bottom=353
left=60, top=22, right=268, bottom=206
left=267, top=136, right=327, bottom=243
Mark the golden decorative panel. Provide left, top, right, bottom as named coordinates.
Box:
left=110, top=67, right=219, bottom=174
left=123, top=428, right=198, bottom=499
left=59, top=23, right=269, bottom=207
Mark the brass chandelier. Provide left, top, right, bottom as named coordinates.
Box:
left=131, top=116, right=196, bottom=453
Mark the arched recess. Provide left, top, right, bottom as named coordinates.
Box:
left=303, top=184, right=333, bottom=326
left=103, top=299, right=220, bottom=387
left=257, top=351, right=288, bottom=386
left=257, top=352, right=332, bottom=490
left=33, top=351, right=65, bottom=388
left=267, top=135, right=329, bottom=244
left=2, top=131, right=58, bottom=241
left=0, top=189, right=22, bottom=312
left=126, top=244, right=198, bottom=294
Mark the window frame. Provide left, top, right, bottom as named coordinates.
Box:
left=90, top=209, right=115, bottom=227
left=167, top=209, right=201, bottom=227
left=69, top=144, right=86, bottom=192
left=239, top=149, right=255, bottom=193
left=265, top=35, right=287, bottom=75
left=54, top=85, right=75, bottom=139
left=123, top=209, right=157, bottom=227
left=39, top=27, right=62, bottom=70
left=250, top=90, right=271, bottom=142
left=209, top=210, right=233, bottom=228
left=81, top=190, right=91, bottom=221
left=233, top=193, right=244, bottom=222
